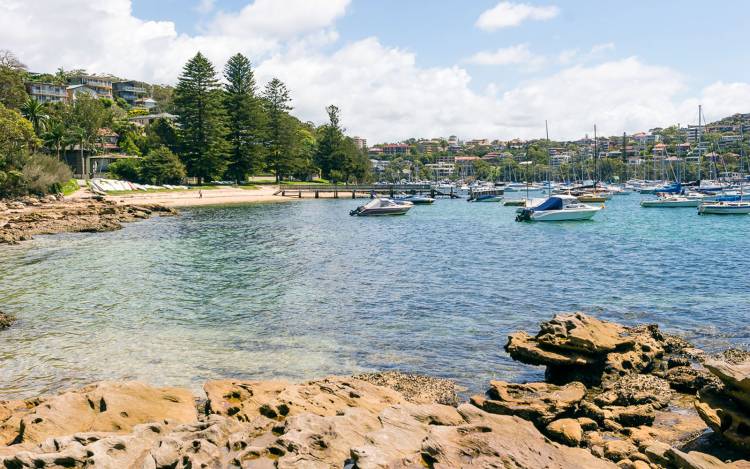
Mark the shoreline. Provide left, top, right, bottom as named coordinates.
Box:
left=100, top=185, right=291, bottom=208
left=1, top=313, right=749, bottom=467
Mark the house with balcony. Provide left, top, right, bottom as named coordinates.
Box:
left=67, top=74, right=113, bottom=99
left=113, top=80, right=148, bottom=107
left=66, top=84, right=99, bottom=101
left=381, top=144, right=409, bottom=156
left=25, top=82, right=69, bottom=103
left=425, top=162, right=454, bottom=178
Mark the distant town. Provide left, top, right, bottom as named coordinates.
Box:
left=11, top=55, right=750, bottom=185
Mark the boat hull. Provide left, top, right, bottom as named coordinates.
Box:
left=355, top=207, right=411, bottom=216
left=640, top=199, right=701, bottom=208
left=698, top=204, right=750, bottom=215
left=530, top=208, right=601, bottom=221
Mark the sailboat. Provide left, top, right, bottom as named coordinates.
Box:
left=698, top=122, right=750, bottom=214
left=516, top=122, right=603, bottom=222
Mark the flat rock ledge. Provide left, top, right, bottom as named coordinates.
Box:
left=2, top=313, right=750, bottom=468
left=1, top=378, right=615, bottom=468
left=0, top=196, right=177, bottom=244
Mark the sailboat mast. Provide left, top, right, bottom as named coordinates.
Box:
left=697, top=105, right=702, bottom=183
left=546, top=120, right=551, bottom=192
left=593, top=124, right=598, bottom=190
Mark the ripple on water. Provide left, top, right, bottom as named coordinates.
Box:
left=1, top=196, right=749, bottom=398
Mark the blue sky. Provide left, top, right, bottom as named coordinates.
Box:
left=4, top=0, right=750, bottom=140
left=131, top=0, right=750, bottom=106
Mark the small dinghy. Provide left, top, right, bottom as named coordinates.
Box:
left=350, top=198, right=413, bottom=216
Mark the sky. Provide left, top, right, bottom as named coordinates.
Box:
left=1, top=0, right=749, bottom=143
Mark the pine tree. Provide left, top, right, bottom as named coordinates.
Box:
left=262, top=78, right=295, bottom=182
left=315, top=105, right=344, bottom=180
left=174, top=52, right=229, bottom=183
left=223, top=53, right=267, bottom=183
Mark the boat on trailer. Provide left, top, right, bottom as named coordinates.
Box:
left=350, top=198, right=413, bottom=216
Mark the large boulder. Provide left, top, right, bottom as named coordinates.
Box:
left=505, top=313, right=666, bottom=386
left=536, top=313, right=633, bottom=354
left=0, top=381, right=197, bottom=446
left=695, top=386, right=750, bottom=452
left=470, top=380, right=586, bottom=426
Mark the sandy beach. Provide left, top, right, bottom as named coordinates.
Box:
left=72, top=185, right=289, bottom=208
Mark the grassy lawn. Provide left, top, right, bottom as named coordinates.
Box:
left=279, top=179, right=331, bottom=186
left=61, top=179, right=80, bottom=196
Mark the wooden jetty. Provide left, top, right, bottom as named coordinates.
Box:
left=274, top=184, right=460, bottom=199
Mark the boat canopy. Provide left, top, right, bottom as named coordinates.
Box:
left=532, top=197, right=563, bottom=211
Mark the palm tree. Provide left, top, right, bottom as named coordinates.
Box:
left=20, top=97, right=49, bottom=135
left=42, top=120, right=66, bottom=159
left=55, top=67, right=67, bottom=85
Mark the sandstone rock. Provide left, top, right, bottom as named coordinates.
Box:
left=604, top=439, right=638, bottom=462
left=667, top=366, right=721, bottom=393
left=603, top=325, right=664, bottom=381
left=642, top=439, right=672, bottom=466
left=470, top=380, right=586, bottom=425
left=505, top=331, right=600, bottom=368
left=537, top=313, right=632, bottom=354
left=0, top=381, right=197, bottom=445
left=546, top=418, right=583, bottom=446
left=596, top=374, right=672, bottom=409
left=695, top=386, right=750, bottom=451
left=204, top=376, right=404, bottom=422
left=417, top=404, right=616, bottom=468
left=668, top=447, right=731, bottom=469
left=578, top=417, right=599, bottom=431
left=353, top=371, right=459, bottom=405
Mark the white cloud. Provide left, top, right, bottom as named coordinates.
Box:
left=195, top=0, right=216, bottom=14
left=476, top=2, right=560, bottom=31
left=466, top=44, right=544, bottom=69
left=558, top=42, right=615, bottom=65
left=0, top=0, right=747, bottom=142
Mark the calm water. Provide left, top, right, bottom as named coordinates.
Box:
left=1, top=195, right=750, bottom=399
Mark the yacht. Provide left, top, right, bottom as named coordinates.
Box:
left=515, top=195, right=602, bottom=221
left=698, top=201, right=750, bottom=215
left=350, top=198, right=413, bottom=216
left=640, top=195, right=702, bottom=208
left=395, top=194, right=435, bottom=204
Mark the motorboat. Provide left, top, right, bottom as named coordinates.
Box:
left=515, top=195, right=602, bottom=222
left=639, top=182, right=682, bottom=194
left=698, top=201, right=750, bottom=215
left=350, top=198, right=413, bottom=216
left=470, top=194, right=503, bottom=202
left=395, top=194, right=435, bottom=204
left=640, top=195, right=702, bottom=208
left=501, top=182, right=544, bottom=192
left=576, top=192, right=612, bottom=203
left=468, top=187, right=503, bottom=202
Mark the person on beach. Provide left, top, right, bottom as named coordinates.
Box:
left=199, top=190, right=203, bottom=199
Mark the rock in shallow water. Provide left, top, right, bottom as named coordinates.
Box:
left=0, top=311, right=15, bottom=330
left=470, top=380, right=586, bottom=426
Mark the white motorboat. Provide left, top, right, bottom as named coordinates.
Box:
left=515, top=195, right=602, bottom=221
left=395, top=194, right=435, bottom=204
left=350, top=198, right=413, bottom=216
left=698, top=201, right=750, bottom=215
left=640, top=195, right=702, bottom=208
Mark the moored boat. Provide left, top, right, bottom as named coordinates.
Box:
left=515, top=195, right=602, bottom=222
left=698, top=201, right=750, bottom=215
left=640, top=195, right=702, bottom=207
left=350, top=198, right=413, bottom=216
left=395, top=194, right=435, bottom=204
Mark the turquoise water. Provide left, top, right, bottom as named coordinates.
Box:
left=1, top=195, right=750, bottom=399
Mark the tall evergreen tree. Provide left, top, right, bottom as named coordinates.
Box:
left=262, top=78, right=295, bottom=182
left=314, top=105, right=344, bottom=179
left=174, top=52, right=229, bottom=183
left=223, top=53, right=267, bottom=183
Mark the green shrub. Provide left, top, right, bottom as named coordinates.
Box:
left=107, top=158, right=142, bottom=182
left=20, top=154, right=73, bottom=195
left=140, top=146, right=186, bottom=185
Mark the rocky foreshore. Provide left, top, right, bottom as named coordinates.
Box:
left=2, top=313, right=750, bottom=468
left=0, top=196, right=177, bottom=245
